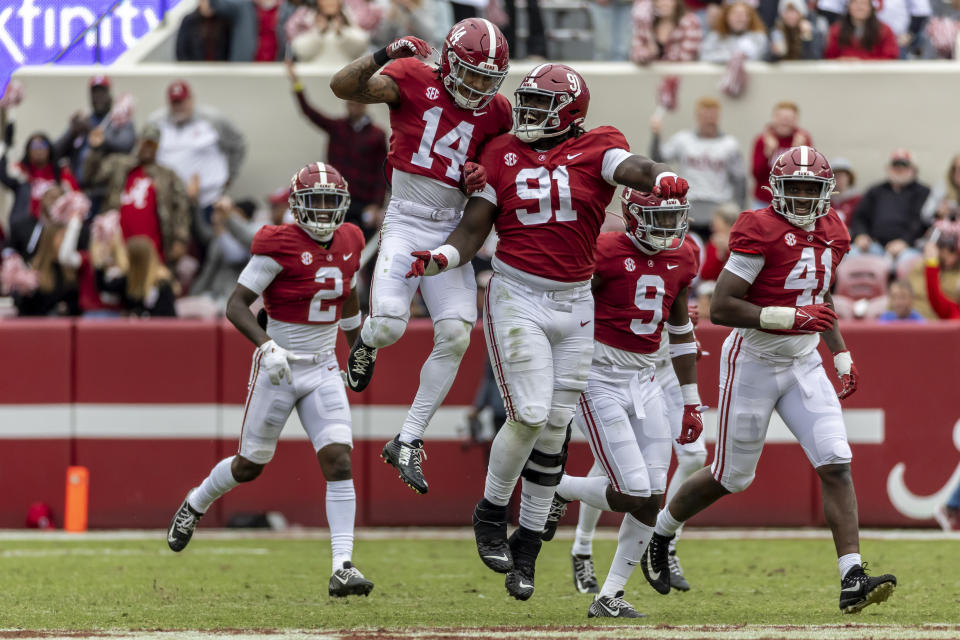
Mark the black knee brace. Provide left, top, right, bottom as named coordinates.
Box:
left=520, top=423, right=574, bottom=486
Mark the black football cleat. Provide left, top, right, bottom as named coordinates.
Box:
left=571, top=553, right=599, bottom=594
left=167, top=495, right=204, bottom=552
left=381, top=436, right=428, bottom=494
left=641, top=532, right=673, bottom=595
left=588, top=590, right=646, bottom=618
left=345, top=337, right=377, bottom=392
left=840, top=563, right=897, bottom=613
left=668, top=538, right=690, bottom=591
left=505, top=528, right=542, bottom=601
left=473, top=499, right=512, bottom=573
left=541, top=493, right=569, bottom=541
left=328, top=561, right=374, bottom=597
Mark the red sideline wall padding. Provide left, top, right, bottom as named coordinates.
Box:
left=2, top=319, right=959, bottom=529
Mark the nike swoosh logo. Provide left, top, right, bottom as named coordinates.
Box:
left=825, top=241, right=834, bottom=246
left=344, top=253, right=353, bottom=259
left=666, top=264, right=679, bottom=270
left=327, top=365, right=337, bottom=371
left=599, top=602, right=621, bottom=617
left=567, top=153, right=582, bottom=159
left=841, top=584, right=862, bottom=593
left=483, top=554, right=509, bottom=562
left=346, top=370, right=360, bottom=388
left=473, top=111, right=487, bottom=116
left=518, top=581, right=533, bottom=589
left=334, top=575, right=350, bottom=584
left=580, top=320, right=591, bottom=327
left=646, top=551, right=660, bottom=582
left=626, top=561, right=637, bottom=566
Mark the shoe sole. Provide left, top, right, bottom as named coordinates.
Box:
left=587, top=609, right=647, bottom=619
left=842, top=581, right=896, bottom=614
left=329, top=582, right=374, bottom=598
left=380, top=449, right=428, bottom=494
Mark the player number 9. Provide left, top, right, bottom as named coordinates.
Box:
left=630, top=274, right=666, bottom=335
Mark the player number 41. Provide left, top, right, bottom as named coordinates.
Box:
left=784, top=247, right=832, bottom=306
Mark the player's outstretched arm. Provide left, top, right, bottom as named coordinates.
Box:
left=330, top=36, right=431, bottom=106
left=340, top=286, right=362, bottom=347
left=226, top=284, right=271, bottom=347
left=406, top=197, right=498, bottom=278
left=612, top=155, right=688, bottom=199
left=667, top=288, right=704, bottom=444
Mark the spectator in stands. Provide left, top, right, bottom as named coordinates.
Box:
left=750, top=101, right=812, bottom=209
left=923, top=0, right=960, bottom=58
left=209, top=0, right=296, bottom=62
left=877, top=280, right=926, bottom=322
left=649, top=97, right=745, bottom=230
left=768, top=0, right=828, bottom=60
left=831, top=157, right=861, bottom=228
left=591, top=0, right=633, bottom=60
left=920, top=222, right=960, bottom=319
left=370, top=0, right=439, bottom=49
left=819, top=0, right=931, bottom=57
left=288, top=0, right=370, bottom=63
left=266, top=186, right=294, bottom=225
left=54, top=76, right=136, bottom=191
left=922, top=154, right=960, bottom=222
left=150, top=81, right=247, bottom=213
left=84, top=124, right=193, bottom=266
left=630, top=0, right=704, bottom=63
left=55, top=196, right=124, bottom=317
left=449, top=0, right=485, bottom=22
left=500, top=0, right=547, bottom=59
left=176, top=0, right=232, bottom=61
left=851, top=149, right=930, bottom=267
left=286, top=61, right=388, bottom=238
left=823, top=0, right=900, bottom=59
left=191, top=196, right=257, bottom=304
left=698, top=203, right=740, bottom=282
left=700, top=2, right=769, bottom=62
left=1, top=128, right=79, bottom=219
left=96, top=236, right=178, bottom=317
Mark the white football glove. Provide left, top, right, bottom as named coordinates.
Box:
left=258, top=339, right=295, bottom=385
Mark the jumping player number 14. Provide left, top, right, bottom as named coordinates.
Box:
left=411, top=107, right=476, bottom=181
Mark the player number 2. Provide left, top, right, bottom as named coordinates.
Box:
left=784, top=247, right=832, bottom=306
left=309, top=266, right=343, bottom=322
left=515, top=166, right=578, bottom=225
left=410, top=107, right=477, bottom=182
left=630, top=274, right=666, bottom=335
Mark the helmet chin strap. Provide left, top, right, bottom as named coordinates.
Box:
left=628, top=232, right=660, bottom=255
left=302, top=226, right=334, bottom=244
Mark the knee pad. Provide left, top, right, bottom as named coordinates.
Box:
left=721, top=471, right=755, bottom=494
left=433, top=319, right=471, bottom=358
left=676, top=448, right=707, bottom=472
left=620, top=463, right=654, bottom=497
left=363, top=314, right=407, bottom=348
left=516, top=404, right=549, bottom=429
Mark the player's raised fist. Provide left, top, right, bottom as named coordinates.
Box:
left=407, top=250, right=449, bottom=278
left=462, top=161, right=487, bottom=194
left=833, top=350, right=858, bottom=399
left=653, top=172, right=689, bottom=199
left=677, top=405, right=704, bottom=444
left=386, top=36, right=432, bottom=59
left=793, top=304, right=837, bottom=332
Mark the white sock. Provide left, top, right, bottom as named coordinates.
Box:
left=558, top=474, right=612, bottom=511
left=399, top=321, right=469, bottom=444
left=838, top=552, right=862, bottom=578
left=573, top=503, right=602, bottom=557
left=654, top=507, right=684, bottom=537
left=518, top=478, right=555, bottom=532
left=326, top=479, right=356, bottom=572
left=483, top=420, right=541, bottom=506
left=188, top=457, right=239, bottom=513
left=600, top=514, right=654, bottom=597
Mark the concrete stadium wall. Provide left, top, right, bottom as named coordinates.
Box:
left=6, top=61, right=960, bottom=214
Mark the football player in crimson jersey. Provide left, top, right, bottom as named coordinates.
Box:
left=330, top=19, right=513, bottom=495
left=406, top=63, right=690, bottom=601
left=536, top=190, right=703, bottom=618
left=643, top=146, right=898, bottom=613
left=167, top=163, right=375, bottom=598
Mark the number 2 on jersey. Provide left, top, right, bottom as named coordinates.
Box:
left=411, top=107, right=476, bottom=181
left=630, top=274, right=666, bottom=335
left=784, top=247, right=832, bottom=306
left=309, top=266, right=343, bottom=322
left=515, top=166, right=578, bottom=225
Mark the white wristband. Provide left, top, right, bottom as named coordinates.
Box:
left=655, top=171, right=678, bottom=187
left=666, top=320, right=694, bottom=335
left=680, top=384, right=701, bottom=406
left=435, top=244, right=461, bottom=271
left=759, top=306, right=796, bottom=330
left=340, top=312, right=362, bottom=331
left=669, top=341, right=699, bottom=358
left=833, top=350, right=852, bottom=376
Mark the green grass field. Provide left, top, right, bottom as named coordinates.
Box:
left=2, top=532, right=958, bottom=638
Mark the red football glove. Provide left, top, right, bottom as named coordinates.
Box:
left=677, top=405, right=704, bottom=445
left=386, top=36, right=432, bottom=59
left=653, top=173, right=689, bottom=199
left=687, top=302, right=700, bottom=326
left=406, top=250, right=449, bottom=278
left=833, top=351, right=858, bottom=400
left=793, top=304, right=837, bottom=332
left=462, top=162, right=487, bottom=194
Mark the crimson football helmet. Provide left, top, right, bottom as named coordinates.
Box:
left=769, top=146, right=835, bottom=227
left=622, top=188, right=689, bottom=251
left=513, top=63, right=590, bottom=143
left=440, top=18, right=509, bottom=110
left=289, top=162, right=350, bottom=238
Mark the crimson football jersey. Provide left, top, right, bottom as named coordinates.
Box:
left=594, top=233, right=700, bottom=354
left=251, top=223, right=364, bottom=325
left=479, top=126, right=630, bottom=282
left=728, top=206, right=850, bottom=334
left=380, top=58, right=512, bottom=189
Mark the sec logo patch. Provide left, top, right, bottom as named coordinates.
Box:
left=785, top=232, right=797, bottom=247
left=425, top=87, right=440, bottom=100
left=301, top=252, right=313, bottom=265
left=504, top=153, right=517, bottom=167
left=624, top=258, right=636, bottom=272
